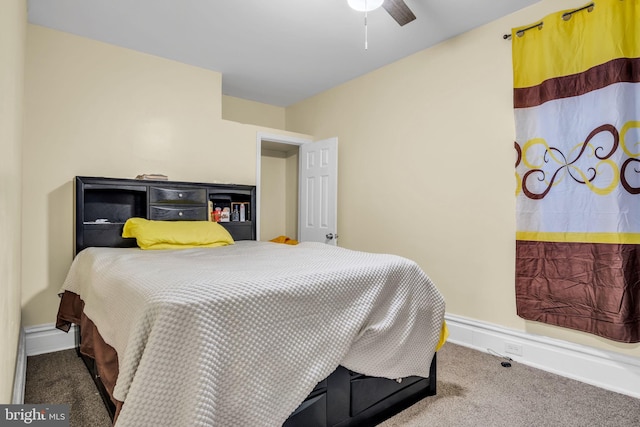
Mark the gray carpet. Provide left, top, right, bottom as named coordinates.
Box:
left=379, top=344, right=640, bottom=427
left=25, top=343, right=640, bottom=426
left=25, top=348, right=111, bottom=427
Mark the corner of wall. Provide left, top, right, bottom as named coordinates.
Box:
left=12, top=327, right=26, bottom=404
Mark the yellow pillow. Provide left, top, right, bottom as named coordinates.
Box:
left=122, top=218, right=235, bottom=250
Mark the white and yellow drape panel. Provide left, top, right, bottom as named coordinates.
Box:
left=513, top=0, right=640, bottom=343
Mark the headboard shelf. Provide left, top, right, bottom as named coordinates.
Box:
left=75, top=176, right=257, bottom=255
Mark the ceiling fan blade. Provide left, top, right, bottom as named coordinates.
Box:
left=382, top=0, right=416, bottom=26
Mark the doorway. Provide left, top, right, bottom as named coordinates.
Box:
left=256, top=133, right=309, bottom=241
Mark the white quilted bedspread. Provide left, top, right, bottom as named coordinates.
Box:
left=61, top=241, right=445, bottom=427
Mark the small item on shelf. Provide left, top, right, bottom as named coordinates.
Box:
left=220, top=207, right=230, bottom=222
left=231, top=206, right=240, bottom=222
left=135, top=173, right=168, bottom=181
left=230, top=202, right=250, bottom=222
left=212, top=207, right=222, bottom=222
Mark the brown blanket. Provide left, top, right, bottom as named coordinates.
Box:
left=57, top=290, right=122, bottom=421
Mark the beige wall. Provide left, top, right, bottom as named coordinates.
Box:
left=259, top=148, right=299, bottom=241
left=222, top=95, right=286, bottom=130
left=21, top=25, right=309, bottom=327
left=222, top=94, right=296, bottom=241
left=286, top=0, right=640, bottom=358
left=0, top=0, right=26, bottom=403
left=260, top=151, right=288, bottom=240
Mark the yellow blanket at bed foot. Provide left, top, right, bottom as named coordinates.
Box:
left=436, top=321, right=448, bottom=351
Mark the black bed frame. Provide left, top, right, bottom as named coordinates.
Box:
left=72, top=176, right=437, bottom=426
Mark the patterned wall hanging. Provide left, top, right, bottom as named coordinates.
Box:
left=513, top=0, right=640, bottom=343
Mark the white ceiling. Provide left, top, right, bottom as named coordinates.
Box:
left=27, top=0, right=539, bottom=107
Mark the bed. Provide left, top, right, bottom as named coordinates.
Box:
left=56, top=176, right=446, bottom=427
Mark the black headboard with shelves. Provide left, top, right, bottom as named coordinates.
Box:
left=75, top=176, right=256, bottom=255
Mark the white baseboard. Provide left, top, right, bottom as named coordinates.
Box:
left=12, top=326, right=26, bottom=404
left=445, top=313, right=640, bottom=399
left=25, top=323, right=77, bottom=357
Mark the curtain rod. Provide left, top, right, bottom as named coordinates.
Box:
left=503, top=2, right=595, bottom=40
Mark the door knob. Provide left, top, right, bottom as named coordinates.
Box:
left=326, top=233, right=338, bottom=240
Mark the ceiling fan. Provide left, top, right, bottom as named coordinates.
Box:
left=348, top=0, right=417, bottom=26
left=382, top=0, right=417, bottom=26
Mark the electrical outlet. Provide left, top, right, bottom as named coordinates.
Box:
left=504, top=341, right=523, bottom=357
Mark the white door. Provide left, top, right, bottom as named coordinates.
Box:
left=299, top=137, right=338, bottom=245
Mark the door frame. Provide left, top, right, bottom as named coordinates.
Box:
left=256, top=132, right=311, bottom=240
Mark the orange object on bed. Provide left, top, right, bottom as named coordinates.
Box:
left=269, top=235, right=299, bottom=245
